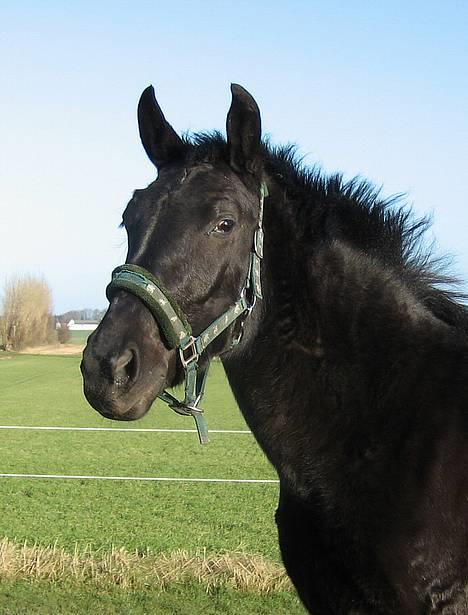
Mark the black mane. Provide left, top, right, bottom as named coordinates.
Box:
left=183, top=131, right=468, bottom=332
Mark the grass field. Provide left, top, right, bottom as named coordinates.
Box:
left=0, top=352, right=304, bottom=613
left=68, top=330, right=92, bottom=345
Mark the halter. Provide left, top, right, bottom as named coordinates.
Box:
left=106, top=182, right=268, bottom=444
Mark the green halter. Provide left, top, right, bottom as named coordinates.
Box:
left=106, top=182, right=268, bottom=444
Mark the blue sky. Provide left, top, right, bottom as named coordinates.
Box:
left=1, top=1, right=467, bottom=313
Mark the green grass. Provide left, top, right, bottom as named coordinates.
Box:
left=0, top=480, right=279, bottom=557
left=0, top=579, right=301, bottom=614
left=0, top=353, right=304, bottom=613
left=68, top=330, right=92, bottom=345
left=0, top=353, right=249, bottom=429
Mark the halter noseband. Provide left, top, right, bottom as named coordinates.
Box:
left=106, top=182, right=268, bottom=444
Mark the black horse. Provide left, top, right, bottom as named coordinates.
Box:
left=81, top=84, right=468, bottom=614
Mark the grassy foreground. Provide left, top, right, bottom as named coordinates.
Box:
left=0, top=538, right=290, bottom=592
left=0, top=538, right=301, bottom=614
left=0, top=353, right=304, bottom=613
left=0, top=579, right=300, bottom=614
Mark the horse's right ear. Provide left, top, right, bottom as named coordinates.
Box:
left=137, top=85, right=185, bottom=168
left=226, top=84, right=262, bottom=175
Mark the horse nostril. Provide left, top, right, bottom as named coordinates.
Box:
left=111, top=348, right=139, bottom=387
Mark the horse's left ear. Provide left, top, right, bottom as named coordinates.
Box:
left=226, top=84, right=262, bottom=175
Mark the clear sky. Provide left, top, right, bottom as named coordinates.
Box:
left=1, top=1, right=467, bottom=314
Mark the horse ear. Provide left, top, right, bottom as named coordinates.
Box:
left=226, top=84, right=262, bottom=175
left=137, top=85, right=185, bottom=168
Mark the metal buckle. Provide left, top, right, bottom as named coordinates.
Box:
left=226, top=289, right=256, bottom=350
left=241, top=286, right=257, bottom=312
left=169, top=403, right=192, bottom=416
left=179, top=336, right=199, bottom=368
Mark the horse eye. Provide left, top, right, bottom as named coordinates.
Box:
left=213, top=219, right=235, bottom=234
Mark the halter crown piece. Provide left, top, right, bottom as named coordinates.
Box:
left=106, top=182, right=269, bottom=444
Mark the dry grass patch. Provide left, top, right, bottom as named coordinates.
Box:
left=0, top=539, right=291, bottom=594
left=19, top=343, right=84, bottom=355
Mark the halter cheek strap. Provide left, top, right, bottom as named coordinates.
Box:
left=106, top=181, right=268, bottom=445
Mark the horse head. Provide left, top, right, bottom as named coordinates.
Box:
left=81, top=84, right=264, bottom=422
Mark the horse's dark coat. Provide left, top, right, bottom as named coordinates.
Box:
left=81, top=85, right=468, bottom=613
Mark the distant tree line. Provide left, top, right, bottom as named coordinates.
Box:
left=57, top=308, right=106, bottom=322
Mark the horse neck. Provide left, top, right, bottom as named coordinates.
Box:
left=222, top=183, right=461, bottom=489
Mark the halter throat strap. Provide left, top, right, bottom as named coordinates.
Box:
left=106, top=181, right=268, bottom=444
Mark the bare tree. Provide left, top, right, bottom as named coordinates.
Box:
left=56, top=321, right=71, bottom=344
left=0, top=275, right=54, bottom=350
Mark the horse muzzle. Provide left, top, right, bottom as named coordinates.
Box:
left=80, top=293, right=176, bottom=421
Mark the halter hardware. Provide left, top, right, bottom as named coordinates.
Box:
left=179, top=336, right=199, bottom=368
left=106, top=181, right=268, bottom=444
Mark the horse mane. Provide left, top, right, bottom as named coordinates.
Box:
left=182, top=131, right=468, bottom=332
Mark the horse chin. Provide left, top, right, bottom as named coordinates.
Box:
left=83, top=378, right=161, bottom=422
left=95, top=397, right=153, bottom=422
